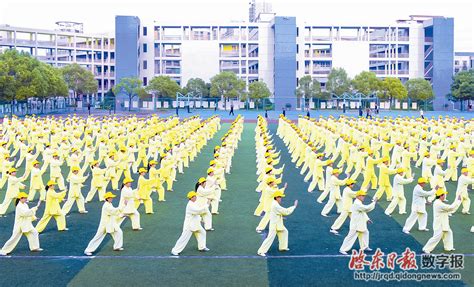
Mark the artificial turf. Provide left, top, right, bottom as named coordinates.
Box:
left=0, top=120, right=472, bottom=287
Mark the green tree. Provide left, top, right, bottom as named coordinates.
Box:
left=0, top=49, right=68, bottom=114
left=451, top=69, right=474, bottom=110
left=326, top=68, right=351, bottom=96
left=210, top=71, right=246, bottom=109
left=379, top=77, right=408, bottom=107
left=405, top=78, right=433, bottom=102
left=352, top=71, right=381, bottom=95
left=61, top=63, right=98, bottom=107
left=113, top=77, right=145, bottom=111
left=184, top=78, right=209, bottom=96
left=146, top=75, right=181, bottom=98
left=248, top=80, right=271, bottom=110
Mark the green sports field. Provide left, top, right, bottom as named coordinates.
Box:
left=0, top=122, right=472, bottom=287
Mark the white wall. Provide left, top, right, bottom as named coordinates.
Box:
left=258, top=22, right=274, bottom=95
left=409, top=23, right=425, bottom=79
left=331, top=41, right=369, bottom=78
left=181, top=41, right=220, bottom=86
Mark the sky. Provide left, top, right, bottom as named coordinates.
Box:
left=0, top=0, right=473, bottom=51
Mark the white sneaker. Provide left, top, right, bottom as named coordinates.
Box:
left=171, top=251, right=179, bottom=256
left=256, top=229, right=263, bottom=233
left=402, top=229, right=410, bottom=234
left=257, top=252, right=266, bottom=257
left=330, top=229, right=339, bottom=235
left=339, top=250, right=348, bottom=255
left=84, top=252, right=93, bottom=256
left=199, top=247, right=210, bottom=252
left=32, top=248, right=43, bottom=252
left=114, top=248, right=124, bottom=251
left=365, top=247, right=373, bottom=252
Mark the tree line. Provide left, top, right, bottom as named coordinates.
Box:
left=1, top=49, right=473, bottom=112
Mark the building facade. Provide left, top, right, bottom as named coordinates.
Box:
left=454, top=52, right=474, bottom=73
left=0, top=22, right=115, bottom=102
left=117, top=14, right=455, bottom=110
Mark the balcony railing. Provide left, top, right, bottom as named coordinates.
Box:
left=398, top=36, right=409, bottom=41
left=397, top=53, right=409, bottom=58
left=313, top=53, right=332, bottom=58
left=162, top=35, right=182, bottom=41
left=373, top=70, right=387, bottom=75
left=163, top=51, right=181, bottom=57
left=220, top=51, right=240, bottom=57
left=312, top=36, right=330, bottom=41
left=369, top=53, right=388, bottom=58
left=397, top=70, right=409, bottom=75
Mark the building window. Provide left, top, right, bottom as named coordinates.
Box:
left=143, top=77, right=147, bottom=86
left=143, top=60, right=148, bottom=70
left=143, top=26, right=147, bottom=36
left=143, top=43, right=148, bottom=53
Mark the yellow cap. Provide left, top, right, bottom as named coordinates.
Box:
left=265, top=167, right=273, bottom=173
left=123, top=178, right=134, bottom=184
left=187, top=191, right=197, bottom=199
left=8, top=167, right=17, bottom=173
left=209, top=160, right=216, bottom=165
left=71, top=166, right=80, bottom=172
left=266, top=177, right=276, bottom=184
left=52, top=152, right=59, bottom=157
left=461, top=168, right=469, bottom=173
left=418, top=177, right=428, bottom=184
left=32, top=160, right=40, bottom=165
left=272, top=191, right=285, bottom=198
left=346, top=179, right=356, bottom=186
left=104, top=192, right=116, bottom=199
left=424, top=152, right=430, bottom=156
left=356, top=190, right=367, bottom=196
left=17, top=192, right=29, bottom=198
left=382, top=156, right=389, bottom=162
left=332, top=169, right=341, bottom=174
left=47, top=180, right=57, bottom=186
left=207, top=168, right=214, bottom=174
left=437, top=159, right=445, bottom=164
left=198, top=177, right=206, bottom=184
left=149, top=160, right=157, bottom=165
left=215, top=146, right=220, bottom=150
left=139, top=167, right=147, bottom=173
left=91, top=160, right=99, bottom=166
left=469, top=150, right=474, bottom=156
left=397, top=168, right=405, bottom=173
left=435, top=189, right=448, bottom=197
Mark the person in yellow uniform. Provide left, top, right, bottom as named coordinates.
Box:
left=257, top=191, right=297, bottom=257
left=149, top=160, right=166, bottom=202
left=422, top=189, right=461, bottom=254
left=84, top=192, right=124, bottom=256
left=171, top=191, right=209, bottom=256
left=205, top=168, right=221, bottom=214
left=135, top=168, right=154, bottom=214
left=339, top=190, right=377, bottom=254
left=0, top=167, right=29, bottom=216
left=35, top=180, right=67, bottom=233
left=455, top=168, right=474, bottom=214
left=374, top=157, right=398, bottom=201
left=361, top=150, right=384, bottom=190
left=62, top=166, right=89, bottom=215
left=119, top=178, right=142, bottom=230
left=86, top=160, right=108, bottom=202
left=27, top=160, right=49, bottom=202
left=307, top=154, right=332, bottom=193
left=159, top=153, right=174, bottom=192
left=0, top=192, right=42, bottom=255
left=385, top=168, right=413, bottom=216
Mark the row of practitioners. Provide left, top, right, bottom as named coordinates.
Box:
left=254, top=116, right=298, bottom=256
left=0, top=116, right=222, bottom=255
left=171, top=116, right=244, bottom=255
left=278, top=116, right=473, bottom=254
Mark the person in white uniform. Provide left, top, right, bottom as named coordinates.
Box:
left=422, top=189, right=461, bottom=254
left=84, top=192, right=124, bottom=256
left=385, top=168, right=413, bottom=216
left=455, top=168, right=474, bottom=214
left=339, top=189, right=377, bottom=255
left=171, top=191, right=209, bottom=256
left=0, top=192, right=42, bottom=255
left=257, top=191, right=297, bottom=256
left=402, top=178, right=438, bottom=234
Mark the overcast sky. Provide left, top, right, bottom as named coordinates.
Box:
left=1, top=0, right=472, bottom=51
